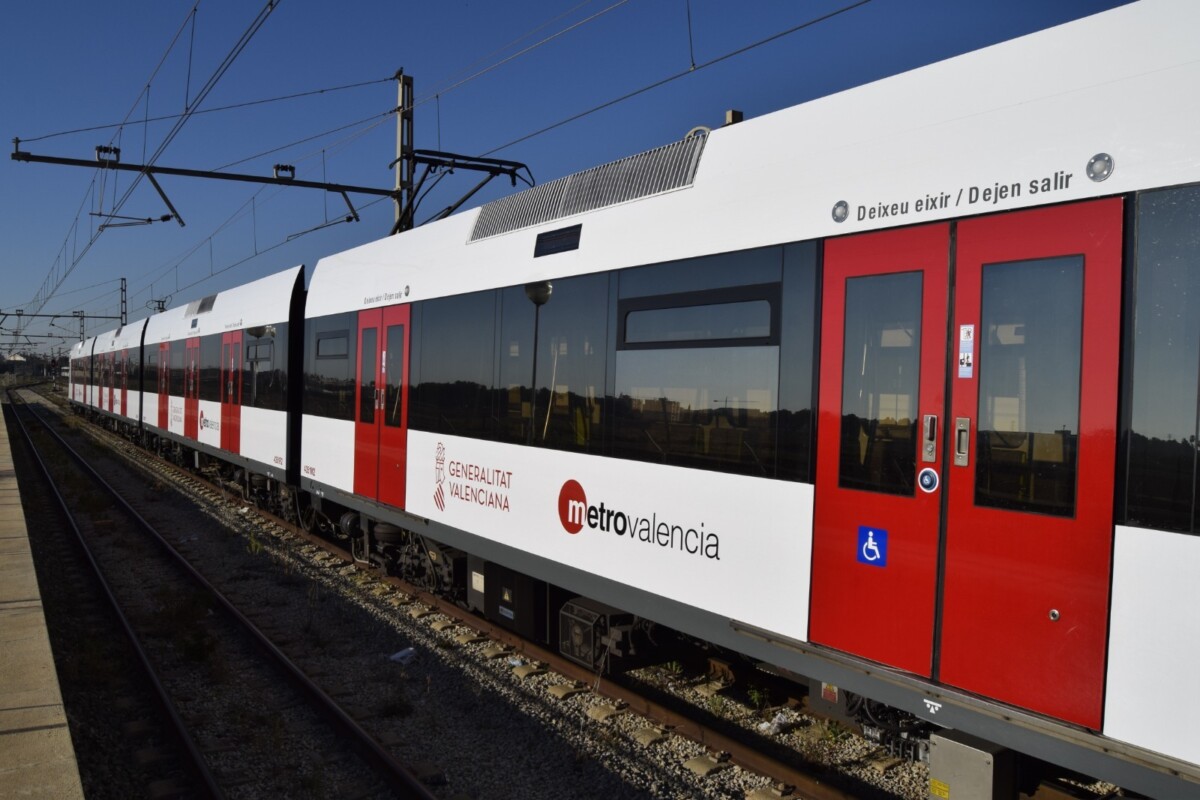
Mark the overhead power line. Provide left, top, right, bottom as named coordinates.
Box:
left=484, top=0, right=874, bottom=156
left=17, top=0, right=283, bottom=321
left=17, top=77, right=395, bottom=145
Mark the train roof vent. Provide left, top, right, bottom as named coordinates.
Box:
left=469, top=131, right=708, bottom=241
left=183, top=294, right=218, bottom=316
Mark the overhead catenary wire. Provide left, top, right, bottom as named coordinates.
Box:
left=423, top=0, right=596, bottom=97
left=484, top=0, right=874, bottom=156
left=208, top=3, right=631, bottom=174
left=17, top=77, right=396, bottom=145
left=21, top=0, right=283, bottom=324
left=23, top=1, right=869, bottom=346
left=422, top=0, right=633, bottom=103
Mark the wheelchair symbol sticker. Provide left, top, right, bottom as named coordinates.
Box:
left=857, top=526, right=888, bottom=567
left=919, top=468, right=939, bottom=493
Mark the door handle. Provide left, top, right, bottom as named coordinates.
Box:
left=954, top=417, right=971, bottom=467
left=922, top=415, right=937, bottom=463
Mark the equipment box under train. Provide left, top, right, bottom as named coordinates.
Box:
left=559, top=596, right=636, bottom=672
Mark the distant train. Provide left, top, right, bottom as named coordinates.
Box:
left=68, top=2, right=1200, bottom=796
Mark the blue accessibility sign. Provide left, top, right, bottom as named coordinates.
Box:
left=857, top=526, right=888, bottom=567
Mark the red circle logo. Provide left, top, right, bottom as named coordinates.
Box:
left=558, top=480, right=587, bottom=534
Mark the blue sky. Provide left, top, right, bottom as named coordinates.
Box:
left=0, top=0, right=1128, bottom=354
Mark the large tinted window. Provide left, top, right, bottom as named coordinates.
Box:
left=498, top=286, right=535, bottom=444
left=777, top=241, right=819, bottom=482
left=612, top=248, right=783, bottom=476
left=304, top=313, right=356, bottom=421
left=496, top=274, right=608, bottom=452
left=199, top=335, right=222, bottom=402
left=1124, top=186, right=1200, bottom=533
left=169, top=341, right=184, bottom=397
left=410, top=290, right=496, bottom=438
left=128, top=346, right=140, bottom=393
left=246, top=322, right=288, bottom=412
left=144, top=351, right=157, bottom=394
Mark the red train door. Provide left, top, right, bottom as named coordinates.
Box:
left=185, top=337, right=200, bottom=439
left=158, top=343, right=169, bottom=429
left=939, top=199, right=1121, bottom=729
left=354, top=311, right=381, bottom=500
left=810, top=222, right=950, bottom=677
left=221, top=331, right=243, bottom=453
left=809, top=199, right=1121, bottom=728
left=354, top=306, right=410, bottom=507
left=379, top=305, right=410, bottom=509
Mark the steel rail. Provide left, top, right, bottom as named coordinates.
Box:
left=14, top=391, right=439, bottom=800
left=8, top=391, right=225, bottom=799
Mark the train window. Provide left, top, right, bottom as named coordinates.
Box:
left=612, top=346, right=778, bottom=475
left=304, top=313, right=356, bottom=421
left=199, top=335, right=222, bottom=402
left=127, top=348, right=139, bottom=390
left=498, top=285, right=536, bottom=444
left=144, top=352, right=157, bottom=393
left=624, top=298, right=771, bottom=345
left=838, top=271, right=921, bottom=496
left=384, top=324, right=404, bottom=428
left=619, top=283, right=781, bottom=350
left=500, top=273, right=608, bottom=452
left=316, top=333, right=348, bottom=358
left=410, top=289, right=496, bottom=438
left=973, top=257, right=1081, bottom=517
left=618, top=246, right=781, bottom=298
left=777, top=241, right=819, bottom=483
left=246, top=324, right=287, bottom=412
left=612, top=252, right=783, bottom=476
left=359, top=328, right=377, bottom=424
left=169, top=341, right=184, bottom=397
left=1124, top=186, right=1200, bottom=534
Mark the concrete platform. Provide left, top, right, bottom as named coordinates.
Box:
left=0, top=400, right=85, bottom=798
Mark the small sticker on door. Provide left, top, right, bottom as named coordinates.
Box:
left=958, top=324, right=975, bottom=379
left=857, top=526, right=888, bottom=567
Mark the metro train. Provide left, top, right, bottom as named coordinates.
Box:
left=67, top=1, right=1200, bottom=795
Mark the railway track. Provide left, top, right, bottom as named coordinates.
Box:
left=17, top=386, right=933, bottom=799
left=8, top=389, right=437, bottom=799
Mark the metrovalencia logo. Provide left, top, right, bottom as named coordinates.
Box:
left=556, top=479, right=720, bottom=560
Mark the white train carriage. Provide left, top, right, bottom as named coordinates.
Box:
left=67, top=337, right=93, bottom=406
left=141, top=266, right=303, bottom=482
left=86, top=319, right=149, bottom=426
left=298, top=1, right=1200, bottom=795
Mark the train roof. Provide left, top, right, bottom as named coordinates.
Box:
left=143, top=265, right=303, bottom=344
left=307, top=0, right=1198, bottom=317
left=91, top=318, right=149, bottom=355
left=69, top=338, right=93, bottom=358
